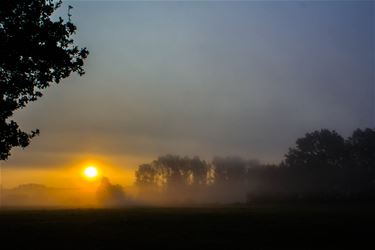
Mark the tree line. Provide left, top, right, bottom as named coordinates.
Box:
left=134, top=128, right=375, bottom=204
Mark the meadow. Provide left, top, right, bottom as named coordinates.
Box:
left=0, top=204, right=373, bottom=249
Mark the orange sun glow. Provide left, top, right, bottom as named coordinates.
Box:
left=84, top=166, right=99, bottom=179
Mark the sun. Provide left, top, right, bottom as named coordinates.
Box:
left=84, top=166, right=98, bottom=179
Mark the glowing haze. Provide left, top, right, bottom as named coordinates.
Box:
left=2, top=1, right=373, bottom=189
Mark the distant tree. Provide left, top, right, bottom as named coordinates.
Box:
left=211, top=156, right=248, bottom=202
left=279, top=130, right=349, bottom=196
left=283, top=129, right=346, bottom=169
left=96, top=177, right=126, bottom=207
left=135, top=164, right=158, bottom=188
left=188, top=156, right=210, bottom=186
left=0, top=0, right=88, bottom=160
left=347, top=128, right=375, bottom=169
left=150, top=155, right=208, bottom=191
left=247, top=158, right=261, bottom=169
left=135, top=155, right=211, bottom=202
left=345, top=128, right=375, bottom=194
left=212, top=156, right=247, bottom=186
left=152, top=155, right=187, bottom=191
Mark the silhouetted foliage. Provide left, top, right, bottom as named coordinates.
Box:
left=213, top=156, right=247, bottom=186
left=0, top=0, right=88, bottom=160
left=347, top=128, right=375, bottom=169
left=248, top=128, right=375, bottom=203
left=135, top=155, right=211, bottom=203
left=135, top=164, right=158, bottom=188
left=283, top=129, right=346, bottom=169
left=135, top=155, right=258, bottom=203
left=135, top=128, right=375, bottom=204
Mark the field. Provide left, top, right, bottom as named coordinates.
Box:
left=0, top=205, right=374, bottom=249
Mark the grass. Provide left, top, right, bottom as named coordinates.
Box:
left=0, top=204, right=374, bottom=249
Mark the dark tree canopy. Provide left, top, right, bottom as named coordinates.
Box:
left=134, top=155, right=212, bottom=202
left=283, top=129, right=346, bottom=169
left=134, top=128, right=375, bottom=204
left=347, top=128, right=375, bottom=169
left=213, top=156, right=247, bottom=186
left=0, top=0, right=88, bottom=160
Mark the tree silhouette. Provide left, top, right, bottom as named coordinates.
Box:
left=213, top=156, right=247, bottom=186
left=135, top=155, right=211, bottom=202
left=345, top=128, right=375, bottom=194
left=135, top=164, right=158, bottom=187
left=347, top=128, right=375, bottom=169
left=283, top=129, right=346, bottom=169
left=188, top=156, right=210, bottom=186
left=134, top=129, right=375, bottom=204
left=0, top=0, right=88, bottom=160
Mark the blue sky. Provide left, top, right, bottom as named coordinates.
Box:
left=6, top=1, right=374, bottom=172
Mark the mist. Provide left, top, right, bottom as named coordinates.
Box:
left=2, top=128, right=374, bottom=208
left=2, top=184, right=96, bottom=207
left=133, top=128, right=375, bottom=206
left=1, top=178, right=136, bottom=208
left=96, top=177, right=139, bottom=207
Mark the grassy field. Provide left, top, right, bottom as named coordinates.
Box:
left=0, top=205, right=374, bottom=249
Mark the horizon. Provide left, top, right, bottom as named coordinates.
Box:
left=1, top=1, right=374, bottom=189
left=1, top=2, right=375, bottom=249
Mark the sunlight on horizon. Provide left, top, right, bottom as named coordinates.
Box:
left=84, top=166, right=99, bottom=179
left=1, top=157, right=138, bottom=189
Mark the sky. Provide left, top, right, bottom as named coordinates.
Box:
left=2, top=0, right=374, bottom=188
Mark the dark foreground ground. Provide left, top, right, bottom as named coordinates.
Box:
left=0, top=204, right=374, bottom=249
